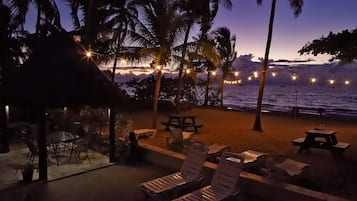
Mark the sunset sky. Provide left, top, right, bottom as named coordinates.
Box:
left=22, top=0, right=357, bottom=65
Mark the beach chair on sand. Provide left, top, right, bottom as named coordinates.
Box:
left=262, top=158, right=310, bottom=184
left=166, top=128, right=194, bottom=151
left=139, top=143, right=209, bottom=200
left=172, top=152, right=244, bottom=201
left=238, top=150, right=268, bottom=172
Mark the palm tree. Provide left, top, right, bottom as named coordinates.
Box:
left=212, top=27, right=237, bottom=107
left=65, top=0, right=104, bottom=47
left=99, top=0, right=138, bottom=82
left=0, top=2, right=26, bottom=152
left=173, top=0, right=232, bottom=112
left=9, top=0, right=61, bottom=34
left=252, top=0, right=303, bottom=131
left=129, top=0, right=185, bottom=128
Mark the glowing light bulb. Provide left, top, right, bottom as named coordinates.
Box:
left=85, top=51, right=92, bottom=58
left=253, top=71, right=258, bottom=78
left=156, top=65, right=162, bottom=71
left=186, top=69, right=191, bottom=74
left=291, top=75, right=297, bottom=81
left=212, top=71, right=217, bottom=76
left=344, top=80, right=350, bottom=85
left=248, top=76, right=252, bottom=81
left=234, top=71, right=239, bottom=76
left=329, top=79, right=335, bottom=85
left=311, top=77, right=317, bottom=83
left=272, top=72, right=277, bottom=77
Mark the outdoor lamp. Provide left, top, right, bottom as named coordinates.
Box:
left=85, top=50, right=92, bottom=58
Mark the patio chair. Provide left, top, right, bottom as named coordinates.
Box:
left=20, top=136, right=39, bottom=165
left=172, top=152, right=245, bottom=201
left=166, top=128, right=194, bottom=151
left=69, top=134, right=95, bottom=163
left=139, top=142, right=209, bottom=200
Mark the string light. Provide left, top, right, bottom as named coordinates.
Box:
left=344, top=80, right=350, bottom=85
left=155, top=65, right=163, bottom=71
left=234, top=71, right=239, bottom=77
left=271, top=72, right=277, bottom=77
left=328, top=79, right=335, bottom=85
left=253, top=71, right=258, bottom=78
left=291, top=75, right=297, bottom=81
left=310, top=77, right=317, bottom=84
left=223, top=80, right=240, bottom=85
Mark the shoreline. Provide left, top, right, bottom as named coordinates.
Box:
left=219, top=105, right=357, bottom=123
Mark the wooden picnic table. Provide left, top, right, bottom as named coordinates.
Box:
left=161, top=114, right=203, bottom=133
left=292, top=129, right=350, bottom=156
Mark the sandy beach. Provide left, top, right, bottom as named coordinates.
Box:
left=124, top=107, right=357, bottom=200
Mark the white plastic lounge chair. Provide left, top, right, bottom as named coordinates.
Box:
left=206, top=144, right=231, bottom=163
left=238, top=150, right=267, bottom=172
left=273, top=159, right=309, bottom=177
left=172, top=152, right=244, bottom=201
left=166, top=128, right=194, bottom=150
left=133, top=128, right=157, bottom=140
left=266, top=159, right=310, bottom=183
left=139, top=142, right=209, bottom=199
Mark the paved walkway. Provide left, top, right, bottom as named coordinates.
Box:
left=0, top=163, right=172, bottom=201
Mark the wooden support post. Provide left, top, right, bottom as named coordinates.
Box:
left=109, top=107, right=117, bottom=163
left=37, top=107, right=48, bottom=180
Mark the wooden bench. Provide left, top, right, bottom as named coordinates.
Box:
left=291, top=137, right=350, bottom=156
left=161, top=122, right=203, bottom=133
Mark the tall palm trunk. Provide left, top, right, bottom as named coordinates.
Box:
left=111, top=53, right=118, bottom=83
left=204, top=71, right=211, bottom=106
left=0, top=104, right=9, bottom=153
left=35, top=7, right=41, bottom=34
left=174, top=24, right=192, bottom=113
left=219, top=72, right=228, bottom=107
left=253, top=0, right=276, bottom=131
left=152, top=69, right=162, bottom=128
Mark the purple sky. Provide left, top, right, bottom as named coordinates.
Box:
left=22, top=0, right=357, bottom=64
left=211, top=0, right=357, bottom=64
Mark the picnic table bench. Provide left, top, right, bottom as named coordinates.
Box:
left=292, top=129, right=350, bottom=156
left=161, top=114, right=203, bottom=133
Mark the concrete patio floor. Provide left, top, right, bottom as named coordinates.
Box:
left=0, top=141, right=111, bottom=191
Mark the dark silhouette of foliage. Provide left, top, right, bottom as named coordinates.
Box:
left=299, top=29, right=357, bottom=63
left=125, top=75, right=197, bottom=111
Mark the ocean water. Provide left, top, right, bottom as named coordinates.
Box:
left=212, top=84, right=357, bottom=116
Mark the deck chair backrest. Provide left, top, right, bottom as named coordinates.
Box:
left=180, top=143, right=209, bottom=180
left=211, top=152, right=244, bottom=196
left=170, top=128, right=184, bottom=141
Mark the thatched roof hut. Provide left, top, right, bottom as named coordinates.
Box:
left=2, top=31, right=125, bottom=179
left=3, top=31, right=125, bottom=107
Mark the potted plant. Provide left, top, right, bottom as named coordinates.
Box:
left=22, top=163, right=34, bottom=183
